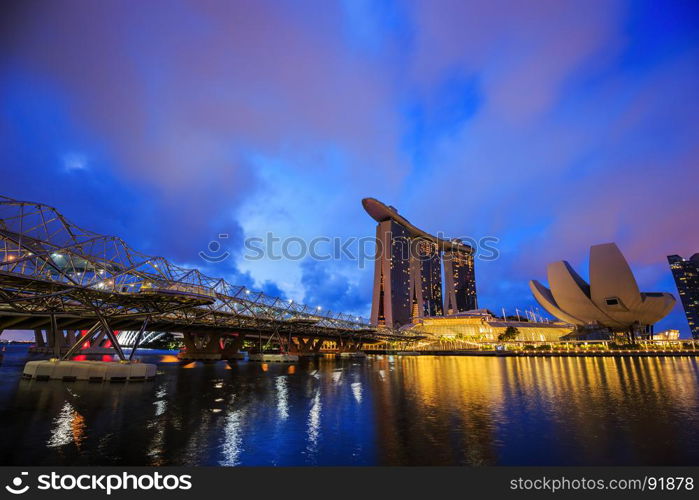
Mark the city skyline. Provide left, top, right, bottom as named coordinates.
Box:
left=2, top=0, right=698, bottom=336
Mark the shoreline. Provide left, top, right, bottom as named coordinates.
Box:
left=365, top=349, right=699, bottom=357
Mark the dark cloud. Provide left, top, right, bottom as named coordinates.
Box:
left=300, top=260, right=367, bottom=316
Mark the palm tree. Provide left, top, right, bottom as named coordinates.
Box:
left=498, top=326, right=519, bottom=342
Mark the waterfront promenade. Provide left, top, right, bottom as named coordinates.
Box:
left=368, top=339, right=699, bottom=357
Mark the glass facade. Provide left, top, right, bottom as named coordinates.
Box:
left=365, top=198, right=478, bottom=328
left=668, top=254, right=699, bottom=339
left=408, top=314, right=573, bottom=342
left=370, top=221, right=477, bottom=328
left=371, top=220, right=412, bottom=327
left=443, top=249, right=478, bottom=314
left=410, top=239, right=443, bottom=318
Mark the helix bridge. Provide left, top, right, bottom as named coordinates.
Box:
left=0, top=195, right=418, bottom=365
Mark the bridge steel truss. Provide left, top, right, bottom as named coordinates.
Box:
left=0, top=195, right=418, bottom=360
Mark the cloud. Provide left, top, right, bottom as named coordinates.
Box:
left=300, top=259, right=368, bottom=316
left=1, top=0, right=698, bottom=335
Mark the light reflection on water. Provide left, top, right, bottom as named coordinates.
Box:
left=47, top=401, right=85, bottom=449
left=0, top=346, right=698, bottom=465
left=306, top=390, right=321, bottom=457
left=220, top=408, right=245, bottom=466
left=275, top=376, right=289, bottom=421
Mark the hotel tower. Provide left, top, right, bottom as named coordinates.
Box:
left=363, top=198, right=477, bottom=328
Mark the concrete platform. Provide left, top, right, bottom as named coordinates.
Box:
left=22, top=360, right=157, bottom=382
left=248, top=353, right=299, bottom=363
left=225, top=352, right=247, bottom=360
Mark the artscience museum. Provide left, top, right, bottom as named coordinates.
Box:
left=530, top=243, right=676, bottom=338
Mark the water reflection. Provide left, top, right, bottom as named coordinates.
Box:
left=47, top=401, right=85, bottom=449
left=0, top=346, right=697, bottom=465
left=275, top=376, right=288, bottom=420
left=306, top=390, right=321, bottom=459
left=351, top=382, right=363, bottom=404
left=220, top=408, right=245, bottom=466
left=372, top=356, right=699, bottom=465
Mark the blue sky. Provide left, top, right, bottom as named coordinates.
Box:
left=1, top=0, right=698, bottom=337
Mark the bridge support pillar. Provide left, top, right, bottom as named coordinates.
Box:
left=34, top=329, right=45, bottom=348
left=335, top=337, right=367, bottom=358
left=337, top=338, right=364, bottom=353
left=221, top=335, right=245, bottom=360
left=29, top=328, right=76, bottom=355
left=290, top=337, right=325, bottom=357
left=46, top=328, right=55, bottom=352
left=81, top=328, right=117, bottom=354
left=178, top=332, right=223, bottom=361
left=92, top=330, right=107, bottom=347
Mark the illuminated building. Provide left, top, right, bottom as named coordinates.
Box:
left=410, top=239, right=443, bottom=318
left=648, top=329, right=680, bottom=341
left=405, top=310, right=573, bottom=342
left=668, top=254, right=699, bottom=339
left=530, top=243, right=675, bottom=337
left=363, top=198, right=477, bottom=328
left=370, top=218, right=411, bottom=327
left=443, top=247, right=477, bottom=313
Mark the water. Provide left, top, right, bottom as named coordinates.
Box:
left=1, top=345, right=698, bottom=466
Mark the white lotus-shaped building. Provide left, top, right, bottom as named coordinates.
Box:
left=530, top=243, right=675, bottom=330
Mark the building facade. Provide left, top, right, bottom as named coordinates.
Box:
left=443, top=247, right=478, bottom=314
left=364, top=198, right=477, bottom=328
left=668, top=254, right=699, bottom=339
left=371, top=219, right=411, bottom=327
left=406, top=310, right=573, bottom=342
left=410, top=239, right=443, bottom=318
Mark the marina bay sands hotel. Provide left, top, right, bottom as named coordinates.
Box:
left=363, top=198, right=477, bottom=328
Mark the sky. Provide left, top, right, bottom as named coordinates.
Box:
left=1, top=0, right=698, bottom=337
